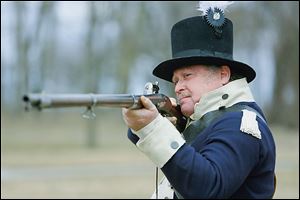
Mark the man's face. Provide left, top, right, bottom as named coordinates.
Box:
left=172, top=65, right=226, bottom=117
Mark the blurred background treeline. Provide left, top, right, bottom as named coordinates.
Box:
left=1, top=1, right=299, bottom=127
left=1, top=1, right=299, bottom=199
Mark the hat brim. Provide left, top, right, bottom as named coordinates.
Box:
left=153, top=56, right=256, bottom=83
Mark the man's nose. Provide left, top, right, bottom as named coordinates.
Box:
left=175, top=80, right=185, bottom=94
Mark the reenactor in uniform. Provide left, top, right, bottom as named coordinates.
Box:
left=122, top=2, right=276, bottom=199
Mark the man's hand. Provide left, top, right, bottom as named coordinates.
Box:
left=122, top=96, right=159, bottom=131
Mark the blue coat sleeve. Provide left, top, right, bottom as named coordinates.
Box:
left=161, top=112, right=262, bottom=199
left=127, top=128, right=139, bottom=145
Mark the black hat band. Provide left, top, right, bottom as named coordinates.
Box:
left=173, top=49, right=233, bottom=60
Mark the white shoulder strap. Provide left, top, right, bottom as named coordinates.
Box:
left=240, top=109, right=262, bottom=139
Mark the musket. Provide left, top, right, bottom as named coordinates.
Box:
left=22, top=82, right=187, bottom=132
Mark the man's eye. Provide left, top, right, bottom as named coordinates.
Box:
left=184, top=73, right=192, bottom=78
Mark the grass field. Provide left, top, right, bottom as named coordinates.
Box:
left=1, top=110, right=299, bottom=199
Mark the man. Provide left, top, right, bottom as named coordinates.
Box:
left=122, top=2, right=276, bottom=199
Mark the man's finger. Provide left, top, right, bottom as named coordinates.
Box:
left=166, top=116, right=177, bottom=125
left=169, top=97, right=177, bottom=107
left=140, top=96, right=156, bottom=110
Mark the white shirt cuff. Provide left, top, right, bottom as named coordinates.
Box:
left=134, top=114, right=185, bottom=168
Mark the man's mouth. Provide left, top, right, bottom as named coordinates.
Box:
left=178, top=95, right=191, bottom=104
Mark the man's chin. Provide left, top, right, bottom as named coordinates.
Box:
left=180, top=104, right=194, bottom=117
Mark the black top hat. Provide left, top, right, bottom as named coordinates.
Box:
left=153, top=15, right=256, bottom=83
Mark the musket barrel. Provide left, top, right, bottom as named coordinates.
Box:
left=23, top=94, right=141, bottom=110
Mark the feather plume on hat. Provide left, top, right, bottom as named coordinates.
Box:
left=197, top=1, right=234, bottom=16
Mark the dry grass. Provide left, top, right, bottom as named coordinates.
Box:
left=271, top=125, right=299, bottom=199
left=1, top=111, right=299, bottom=199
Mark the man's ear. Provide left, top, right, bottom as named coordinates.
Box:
left=220, top=65, right=231, bottom=85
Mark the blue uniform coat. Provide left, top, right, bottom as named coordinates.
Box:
left=127, top=79, right=276, bottom=199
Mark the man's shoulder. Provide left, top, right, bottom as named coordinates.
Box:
left=209, top=103, right=266, bottom=140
